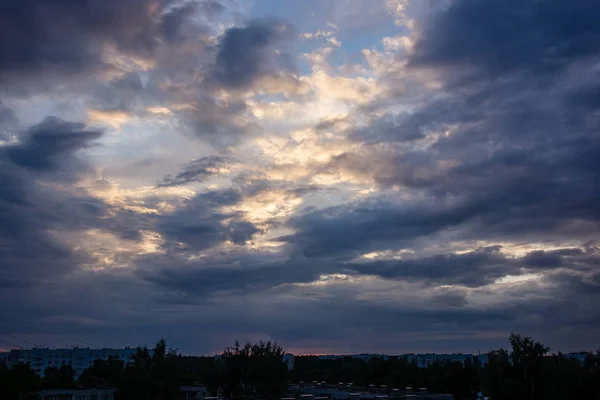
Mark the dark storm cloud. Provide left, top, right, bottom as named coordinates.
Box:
left=231, top=172, right=325, bottom=199
left=0, top=117, right=107, bottom=286
left=227, top=221, right=260, bottom=245
left=348, top=113, right=426, bottom=144
left=522, top=248, right=583, bottom=268
left=90, top=72, right=146, bottom=114
left=6, top=117, right=103, bottom=176
left=3, top=0, right=600, bottom=356
left=161, top=2, right=204, bottom=43
left=158, top=155, right=234, bottom=187
left=0, top=102, right=17, bottom=141
left=287, top=0, right=600, bottom=259
left=288, top=134, right=600, bottom=257
left=130, top=243, right=600, bottom=352
left=175, top=96, right=257, bottom=147
left=136, top=241, right=599, bottom=300
left=140, top=0, right=600, bottom=352
left=410, top=0, right=600, bottom=76
left=136, top=251, right=320, bottom=297
left=0, top=117, right=156, bottom=290
left=154, top=173, right=325, bottom=252
left=156, top=188, right=260, bottom=251
left=349, top=245, right=600, bottom=287
left=349, top=246, right=513, bottom=287
left=280, top=200, right=443, bottom=258
left=210, top=17, right=295, bottom=89
left=0, top=0, right=216, bottom=89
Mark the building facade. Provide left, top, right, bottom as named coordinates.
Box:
left=413, top=353, right=474, bottom=368
left=9, top=347, right=139, bottom=377
left=317, top=353, right=481, bottom=368
left=180, top=385, right=208, bottom=400
left=0, top=352, right=9, bottom=367
left=38, top=388, right=115, bottom=400
left=565, top=352, right=591, bottom=364
left=318, top=354, right=389, bottom=361
left=283, top=353, right=295, bottom=370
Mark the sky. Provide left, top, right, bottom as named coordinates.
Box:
left=0, top=0, right=599, bottom=356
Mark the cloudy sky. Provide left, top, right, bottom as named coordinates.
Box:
left=1, top=0, right=599, bottom=355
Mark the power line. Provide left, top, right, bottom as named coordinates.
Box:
left=0, top=329, right=40, bottom=348
left=1, top=325, right=49, bottom=347
left=0, top=319, right=97, bottom=348
left=0, top=335, right=21, bottom=350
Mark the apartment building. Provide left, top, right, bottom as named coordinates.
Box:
left=8, top=347, right=139, bottom=377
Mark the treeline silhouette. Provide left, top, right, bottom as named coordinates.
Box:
left=0, top=334, right=598, bottom=400
left=291, top=334, right=600, bottom=399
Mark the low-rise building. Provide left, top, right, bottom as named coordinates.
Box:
left=291, top=384, right=452, bottom=400
left=474, top=354, right=488, bottom=366
left=214, top=352, right=294, bottom=370
left=0, top=352, right=9, bottom=366
left=181, top=385, right=208, bottom=400
left=9, top=347, right=140, bottom=377
left=38, top=388, right=115, bottom=400
left=413, top=354, right=474, bottom=368
left=317, top=354, right=388, bottom=361
left=283, top=353, right=295, bottom=370
left=565, top=352, right=591, bottom=364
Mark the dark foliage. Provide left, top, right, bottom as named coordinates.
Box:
left=1, top=334, right=598, bottom=400
left=41, top=365, right=76, bottom=389
left=222, top=340, right=288, bottom=399
left=290, top=334, right=600, bottom=400
left=0, top=363, right=40, bottom=400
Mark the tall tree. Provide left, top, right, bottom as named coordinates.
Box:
left=223, top=340, right=289, bottom=399
left=78, top=356, right=125, bottom=389
left=481, top=349, right=516, bottom=399
left=0, top=363, right=41, bottom=400
left=119, top=338, right=181, bottom=400
left=509, top=333, right=550, bottom=400
left=42, top=364, right=76, bottom=389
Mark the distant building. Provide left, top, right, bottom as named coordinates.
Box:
left=413, top=354, right=474, bottom=368
left=318, top=355, right=343, bottom=360
left=317, top=354, right=388, bottom=361
left=214, top=353, right=294, bottom=370
left=474, top=354, right=489, bottom=366
left=181, top=385, right=208, bottom=400
left=0, top=352, right=9, bottom=366
left=351, top=354, right=389, bottom=361
left=292, top=384, right=452, bottom=400
left=284, top=353, right=295, bottom=370
left=38, top=388, right=115, bottom=400
left=9, top=347, right=140, bottom=377
left=565, top=352, right=590, bottom=364
left=39, top=385, right=207, bottom=400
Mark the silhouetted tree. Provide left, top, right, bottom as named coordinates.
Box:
left=481, top=349, right=516, bottom=399
left=119, top=338, right=181, bottom=400
left=42, top=364, right=76, bottom=389
left=223, top=340, right=289, bottom=399
left=0, top=363, right=40, bottom=400
left=509, top=333, right=550, bottom=400
left=77, top=356, right=125, bottom=389
left=2, top=334, right=599, bottom=400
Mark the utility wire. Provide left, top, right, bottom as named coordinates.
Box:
left=0, top=335, right=21, bottom=350
left=0, top=329, right=40, bottom=348
left=1, top=324, right=49, bottom=347
left=0, top=319, right=97, bottom=348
